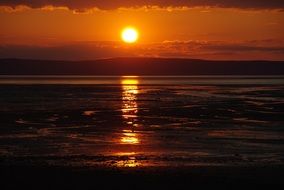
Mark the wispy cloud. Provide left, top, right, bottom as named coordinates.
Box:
left=0, top=0, right=283, bottom=11
left=1, top=40, right=283, bottom=61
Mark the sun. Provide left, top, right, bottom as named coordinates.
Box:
left=121, top=27, right=139, bottom=44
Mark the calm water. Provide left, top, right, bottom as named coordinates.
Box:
left=0, top=76, right=284, bottom=167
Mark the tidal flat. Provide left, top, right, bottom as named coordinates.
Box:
left=1, top=76, right=284, bottom=188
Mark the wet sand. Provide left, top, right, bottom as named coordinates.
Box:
left=0, top=76, right=284, bottom=188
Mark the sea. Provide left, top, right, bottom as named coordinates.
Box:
left=0, top=75, right=284, bottom=167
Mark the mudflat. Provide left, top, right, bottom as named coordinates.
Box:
left=0, top=76, right=284, bottom=188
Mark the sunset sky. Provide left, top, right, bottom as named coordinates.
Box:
left=0, top=0, right=283, bottom=60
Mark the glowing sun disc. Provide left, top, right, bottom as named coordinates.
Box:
left=121, top=27, right=138, bottom=43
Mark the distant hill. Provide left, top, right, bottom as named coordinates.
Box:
left=0, top=57, right=284, bottom=75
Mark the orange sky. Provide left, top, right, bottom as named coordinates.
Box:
left=0, top=4, right=283, bottom=60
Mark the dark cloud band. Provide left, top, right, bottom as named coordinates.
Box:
left=1, top=40, right=284, bottom=61
left=0, top=0, right=283, bottom=10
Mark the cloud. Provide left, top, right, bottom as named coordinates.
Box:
left=152, top=40, right=284, bottom=60
left=0, top=0, right=283, bottom=10
left=0, top=40, right=284, bottom=61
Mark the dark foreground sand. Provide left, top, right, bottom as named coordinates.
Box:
left=1, top=164, right=284, bottom=189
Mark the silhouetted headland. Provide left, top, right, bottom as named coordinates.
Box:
left=1, top=57, right=284, bottom=75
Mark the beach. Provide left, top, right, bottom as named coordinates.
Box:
left=1, top=76, right=284, bottom=188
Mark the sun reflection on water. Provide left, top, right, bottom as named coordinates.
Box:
left=121, top=78, right=139, bottom=127
left=115, top=157, right=140, bottom=167
left=117, top=77, right=140, bottom=167
left=120, top=130, right=139, bottom=144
